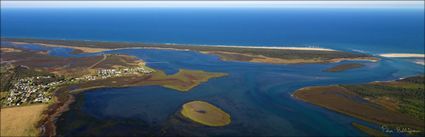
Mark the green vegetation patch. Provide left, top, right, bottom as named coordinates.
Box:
left=342, top=76, right=425, bottom=120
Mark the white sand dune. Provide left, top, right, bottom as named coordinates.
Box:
left=213, top=45, right=336, bottom=51
left=379, top=53, right=425, bottom=58
left=415, top=61, right=425, bottom=65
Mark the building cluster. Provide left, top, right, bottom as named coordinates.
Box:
left=5, top=76, right=58, bottom=106
left=98, top=67, right=153, bottom=77
left=85, top=66, right=153, bottom=80
left=3, top=66, right=154, bottom=107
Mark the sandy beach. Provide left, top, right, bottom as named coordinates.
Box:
left=379, top=53, right=425, bottom=58
left=415, top=61, right=425, bottom=65
left=10, top=41, right=335, bottom=53
left=213, top=45, right=336, bottom=51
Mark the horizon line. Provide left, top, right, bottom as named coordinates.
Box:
left=1, top=1, right=424, bottom=9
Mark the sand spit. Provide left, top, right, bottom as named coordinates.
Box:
left=11, top=42, right=110, bottom=53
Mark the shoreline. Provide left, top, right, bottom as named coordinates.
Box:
left=37, top=69, right=228, bottom=136
left=2, top=37, right=379, bottom=65
left=8, top=41, right=335, bottom=53
left=39, top=85, right=128, bottom=136
left=3, top=37, right=334, bottom=51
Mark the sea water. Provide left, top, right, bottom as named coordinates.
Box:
left=1, top=8, right=424, bottom=53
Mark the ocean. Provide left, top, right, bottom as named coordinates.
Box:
left=1, top=8, right=424, bottom=53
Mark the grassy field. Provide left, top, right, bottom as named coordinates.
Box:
left=1, top=104, right=48, bottom=136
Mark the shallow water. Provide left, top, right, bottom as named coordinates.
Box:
left=3, top=42, right=423, bottom=136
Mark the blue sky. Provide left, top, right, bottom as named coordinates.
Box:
left=1, top=1, right=424, bottom=8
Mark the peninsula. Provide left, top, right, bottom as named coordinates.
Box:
left=293, top=76, right=425, bottom=135
left=2, top=38, right=379, bottom=64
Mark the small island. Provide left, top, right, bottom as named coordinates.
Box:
left=180, top=101, right=231, bottom=127
left=293, top=76, right=424, bottom=134
left=323, top=63, right=365, bottom=72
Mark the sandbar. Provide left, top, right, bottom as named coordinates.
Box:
left=323, top=63, right=365, bottom=72
left=11, top=42, right=110, bottom=53
left=3, top=38, right=379, bottom=65
left=1, top=47, right=22, bottom=53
